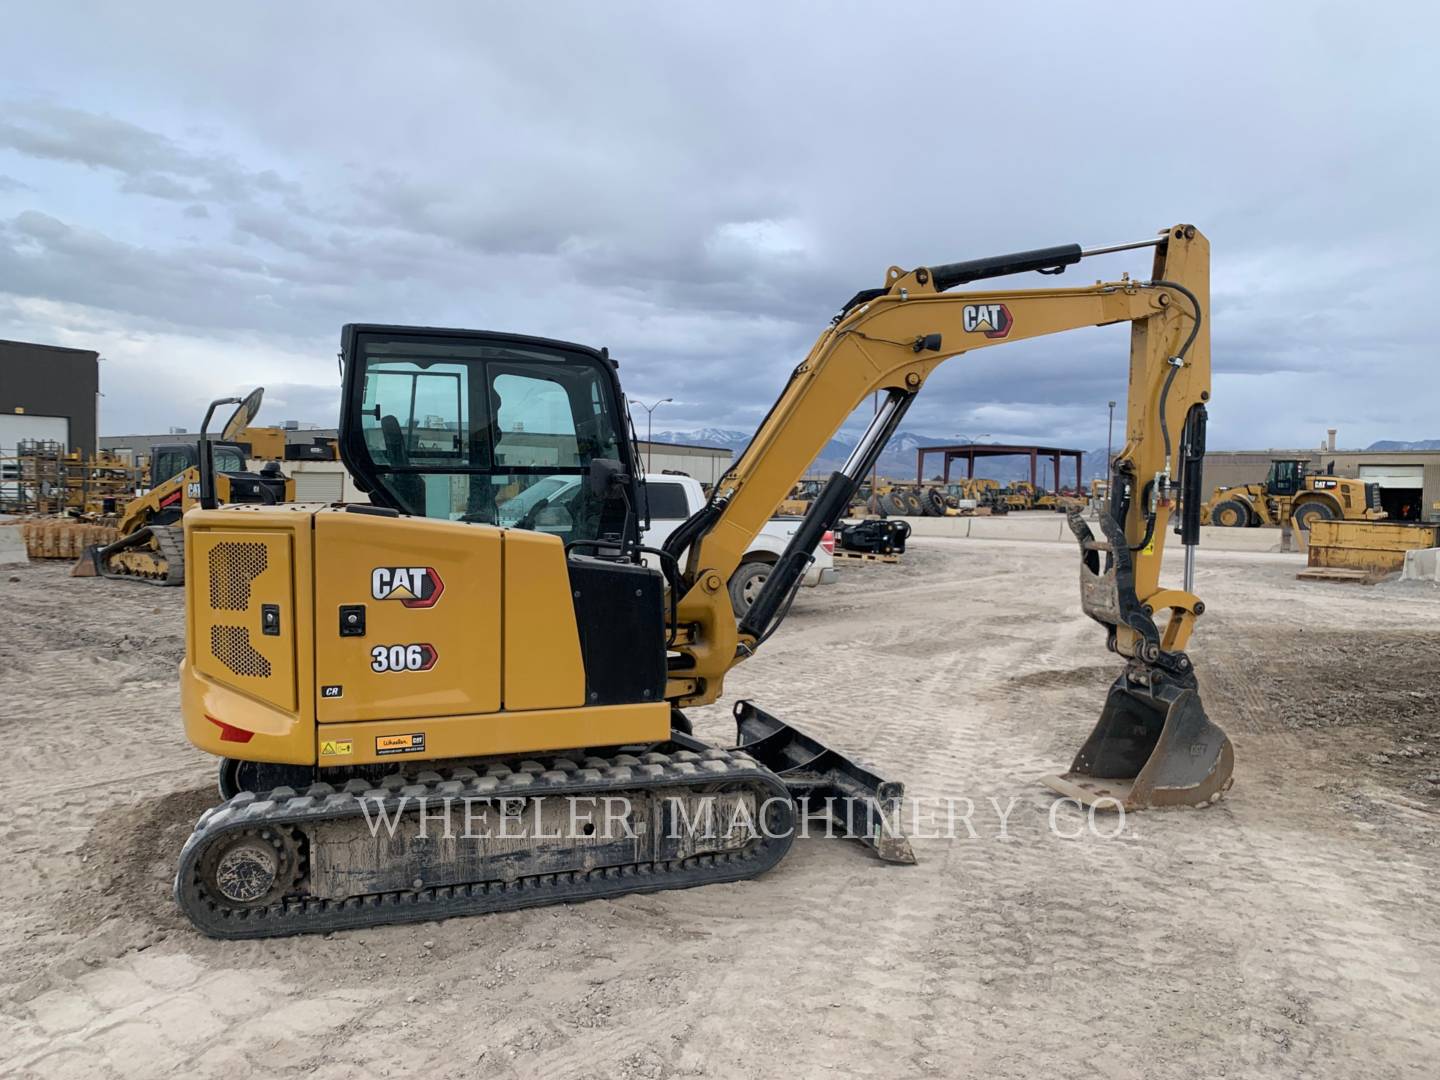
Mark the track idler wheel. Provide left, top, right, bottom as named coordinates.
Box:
left=198, top=827, right=301, bottom=908
left=1044, top=666, right=1234, bottom=810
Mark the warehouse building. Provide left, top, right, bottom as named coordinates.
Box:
left=0, top=339, right=100, bottom=455
left=1204, top=446, right=1440, bottom=521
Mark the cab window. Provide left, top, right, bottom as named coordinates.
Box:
left=646, top=481, right=691, bottom=520
left=349, top=331, right=629, bottom=545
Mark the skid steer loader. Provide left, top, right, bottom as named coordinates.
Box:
left=173, top=224, right=1233, bottom=938
left=74, top=389, right=293, bottom=585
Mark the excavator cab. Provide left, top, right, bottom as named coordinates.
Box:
left=338, top=325, right=642, bottom=547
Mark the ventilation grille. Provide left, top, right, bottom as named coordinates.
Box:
left=209, top=542, right=267, bottom=611
left=211, top=625, right=273, bottom=679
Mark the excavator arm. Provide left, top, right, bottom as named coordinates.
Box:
left=667, top=224, right=1231, bottom=809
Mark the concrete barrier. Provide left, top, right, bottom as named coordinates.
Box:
left=967, top=515, right=1067, bottom=542
left=873, top=513, right=1304, bottom=554
left=895, top=515, right=972, bottom=538
left=1402, top=547, right=1440, bottom=581
left=1197, top=525, right=1288, bottom=552
left=0, top=525, right=27, bottom=566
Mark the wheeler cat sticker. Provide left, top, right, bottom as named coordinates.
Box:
left=375, top=732, right=427, bottom=756
left=371, top=566, right=445, bottom=608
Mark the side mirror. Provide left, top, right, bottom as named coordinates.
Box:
left=221, top=387, right=266, bottom=441
left=587, top=458, right=630, bottom=497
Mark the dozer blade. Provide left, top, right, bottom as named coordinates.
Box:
left=1043, top=666, right=1234, bottom=810
left=71, top=545, right=101, bottom=577
left=733, top=700, right=916, bottom=864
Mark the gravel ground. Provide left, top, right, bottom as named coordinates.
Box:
left=2, top=538, right=1438, bottom=1079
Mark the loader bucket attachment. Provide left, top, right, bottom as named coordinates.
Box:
left=733, top=700, right=916, bottom=864
left=1044, top=669, right=1234, bottom=810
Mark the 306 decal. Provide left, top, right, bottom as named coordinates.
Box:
left=369, top=643, right=438, bottom=673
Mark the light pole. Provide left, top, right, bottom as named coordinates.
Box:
left=1106, top=401, right=1117, bottom=478
left=630, top=397, right=672, bottom=473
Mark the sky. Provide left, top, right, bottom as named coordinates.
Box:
left=0, top=2, right=1435, bottom=450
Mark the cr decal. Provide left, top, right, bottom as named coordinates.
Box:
left=961, top=303, right=1012, bottom=338
left=371, top=566, right=445, bottom=608
left=370, top=643, right=438, bottom=673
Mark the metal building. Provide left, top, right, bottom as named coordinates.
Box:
left=0, top=339, right=100, bottom=455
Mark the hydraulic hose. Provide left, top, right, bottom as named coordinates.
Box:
left=1146, top=279, right=1203, bottom=465
left=1125, top=279, right=1202, bottom=552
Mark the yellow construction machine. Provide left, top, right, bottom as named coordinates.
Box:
left=173, top=224, right=1232, bottom=938
left=778, top=477, right=871, bottom=518
left=76, top=389, right=294, bottom=585
left=1202, top=458, right=1384, bottom=529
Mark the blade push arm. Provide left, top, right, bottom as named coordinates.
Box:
left=668, top=224, right=1209, bottom=707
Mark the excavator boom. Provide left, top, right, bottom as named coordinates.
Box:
left=664, top=224, right=1229, bottom=806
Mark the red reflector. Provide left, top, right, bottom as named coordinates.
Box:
left=207, top=715, right=255, bottom=743
left=821, top=530, right=835, bottom=554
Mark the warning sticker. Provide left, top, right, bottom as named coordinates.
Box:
left=376, top=732, right=427, bottom=756
left=320, top=739, right=354, bottom=758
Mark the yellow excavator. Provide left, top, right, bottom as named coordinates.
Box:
left=75, top=389, right=293, bottom=585
left=173, top=224, right=1232, bottom=938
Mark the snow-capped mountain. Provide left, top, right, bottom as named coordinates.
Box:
left=648, top=428, right=752, bottom=448
left=1365, top=439, right=1440, bottom=451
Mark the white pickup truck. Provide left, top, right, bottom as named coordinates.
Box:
left=498, top=472, right=836, bottom=615
left=642, top=473, right=837, bottom=616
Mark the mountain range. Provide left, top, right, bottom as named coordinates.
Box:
left=1365, top=439, right=1440, bottom=451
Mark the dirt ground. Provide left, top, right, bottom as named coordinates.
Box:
left=3, top=538, right=1439, bottom=1079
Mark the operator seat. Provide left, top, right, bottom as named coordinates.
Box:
left=379, top=414, right=426, bottom=515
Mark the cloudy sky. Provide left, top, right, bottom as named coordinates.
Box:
left=1, top=2, right=1435, bottom=450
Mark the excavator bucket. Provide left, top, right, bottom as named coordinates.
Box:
left=733, top=700, right=916, bottom=863
left=1044, top=670, right=1234, bottom=810
left=1050, top=508, right=1235, bottom=810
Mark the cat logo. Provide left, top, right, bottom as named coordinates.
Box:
left=962, top=303, right=1012, bottom=339
left=371, top=566, right=445, bottom=608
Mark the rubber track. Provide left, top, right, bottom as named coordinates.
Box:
left=176, top=747, right=795, bottom=939
left=99, top=523, right=185, bottom=586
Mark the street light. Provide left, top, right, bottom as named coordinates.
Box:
left=952, top=433, right=991, bottom=445
left=630, top=397, right=672, bottom=472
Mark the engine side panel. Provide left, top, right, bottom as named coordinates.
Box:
left=314, top=509, right=502, bottom=723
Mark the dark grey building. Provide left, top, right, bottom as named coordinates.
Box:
left=0, top=339, right=100, bottom=454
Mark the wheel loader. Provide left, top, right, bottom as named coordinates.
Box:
left=74, top=388, right=293, bottom=585
left=1203, top=458, right=1384, bottom=530
left=173, top=224, right=1233, bottom=938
